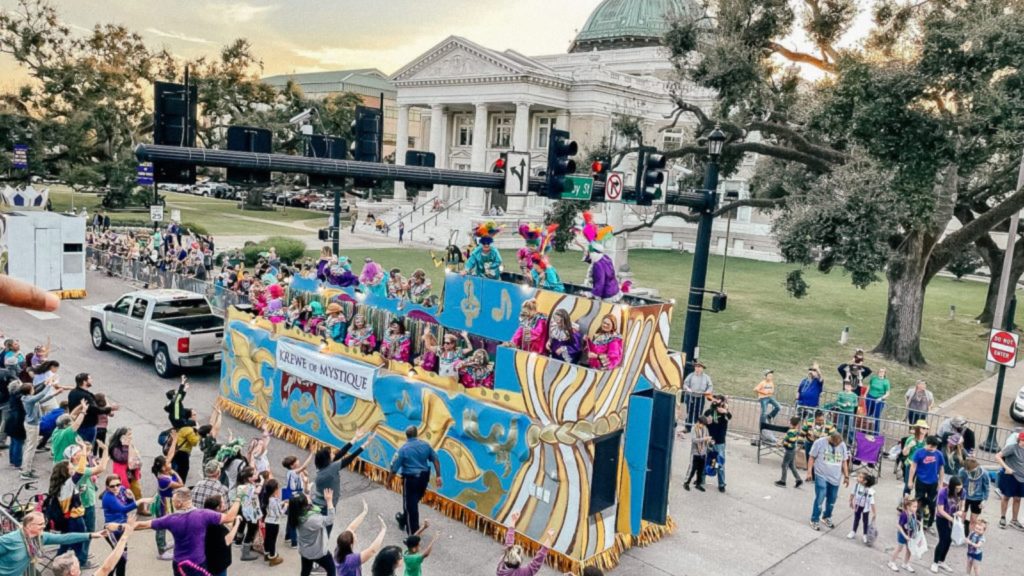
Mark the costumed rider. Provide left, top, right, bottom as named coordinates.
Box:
left=516, top=224, right=541, bottom=276
left=359, top=257, right=387, bottom=298
left=324, top=256, right=360, bottom=288
left=461, top=221, right=502, bottom=279
left=577, top=211, right=625, bottom=302
left=263, top=283, right=286, bottom=324
left=529, top=224, right=563, bottom=292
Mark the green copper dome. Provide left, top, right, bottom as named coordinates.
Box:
left=569, top=0, right=702, bottom=53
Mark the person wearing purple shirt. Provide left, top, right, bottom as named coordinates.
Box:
left=932, top=476, right=964, bottom=573
left=137, top=487, right=239, bottom=575
left=496, top=511, right=555, bottom=576
left=546, top=310, right=583, bottom=364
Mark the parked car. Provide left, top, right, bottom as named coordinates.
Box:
left=90, top=289, right=224, bottom=377
left=1012, top=384, right=1024, bottom=423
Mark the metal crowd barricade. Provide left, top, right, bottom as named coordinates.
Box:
left=725, top=395, right=1021, bottom=470
left=86, top=246, right=248, bottom=314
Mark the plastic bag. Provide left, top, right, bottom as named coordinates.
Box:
left=951, top=518, right=966, bottom=546
left=866, top=522, right=878, bottom=547
left=909, top=530, right=928, bottom=559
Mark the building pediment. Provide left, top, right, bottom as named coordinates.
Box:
left=392, top=37, right=525, bottom=83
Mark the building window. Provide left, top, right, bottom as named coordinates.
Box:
left=535, top=116, right=555, bottom=148
left=491, top=115, right=513, bottom=148
left=662, top=130, right=684, bottom=151
left=452, top=114, right=474, bottom=147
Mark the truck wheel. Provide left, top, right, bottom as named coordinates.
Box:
left=153, top=345, right=177, bottom=378
left=90, top=322, right=108, bottom=350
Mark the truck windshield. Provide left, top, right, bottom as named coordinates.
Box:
left=152, top=298, right=213, bottom=320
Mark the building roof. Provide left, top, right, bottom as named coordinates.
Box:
left=569, top=0, right=703, bottom=53
left=262, top=68, right=396, bottom=98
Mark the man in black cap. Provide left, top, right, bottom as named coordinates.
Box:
left=390, top=426, right=441, bottom=535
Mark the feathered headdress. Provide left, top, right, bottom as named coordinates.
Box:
left=530, top=224, right=559, bottom=270
left=474, top=221, right=501, bottom=245
left=579, top=211, right=613, bottom=252
left=518, top=223, right=542, bottom=246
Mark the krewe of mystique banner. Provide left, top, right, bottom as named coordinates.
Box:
left=276, top=339, right=377, bottom=401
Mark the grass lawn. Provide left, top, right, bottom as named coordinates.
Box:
left=305, top=247, right=991, bottom=402
left=43, top=186, right=330, bottom=235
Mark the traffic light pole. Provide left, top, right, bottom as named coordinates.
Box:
left=681, top=157, right=721, bottom=378
left=982, top=295, right=1017, bottom=453
left=332, top=187, right=342, bottom=255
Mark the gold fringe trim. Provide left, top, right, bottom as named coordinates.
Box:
left=217, top=398, right=676, bottom=573
left=54, top=289, right=87, bottom=300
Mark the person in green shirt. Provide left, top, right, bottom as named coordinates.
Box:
left=52, top=400, right=88, bottom=463
left=834, top=380, right=859, bottom=444
left=864, top=367, right=891, bottom=434
left=402, top=523, right=438, bottom=576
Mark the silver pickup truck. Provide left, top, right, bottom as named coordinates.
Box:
left=89, top=289, right=224, bottom=377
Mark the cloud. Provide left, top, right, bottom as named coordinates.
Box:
left=145, top=28, right=215, bottom=45
left=205, top=2, right=278, bottom=23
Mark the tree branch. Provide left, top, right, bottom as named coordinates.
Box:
left=747, top=120, right=849, bottom=165
left=614, top=198, right=786, bottom=235
left=928, top=179, right=1024, bottom=279
left=766, top=42, right=837, bottom=73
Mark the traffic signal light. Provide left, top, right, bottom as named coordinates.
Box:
left=404, top=150, right=436, bottom=193
left=307, top=135, right=348, bottom=188
left=226, top=126, right=273, bottom=186
left=350, top=105, right=382, bottom=188
left=153, top=81, right=197, bottom=185
left=635, top=146, right=667, bottom=206
left=544, top=128, right=577, bottom=199
left=493, top=153, right=507, bottom=173
left=591, top=156, right=610, bottom=183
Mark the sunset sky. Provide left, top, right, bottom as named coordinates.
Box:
left=0, top=0, right=606, bottom=89
left=0, top=0, right=873, bottom=92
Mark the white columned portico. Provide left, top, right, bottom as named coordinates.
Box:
left=508, top=101, right=531, bottom=213
left=428, top=104, right=448, bottom=201
left=393, top=104, right=410, bottom=201
left=467, top=102, right=489, bottom=214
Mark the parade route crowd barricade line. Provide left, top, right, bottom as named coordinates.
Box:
left=722, top=395, right=1020, bottom=470
left=86, top=246, right=249, bottom=314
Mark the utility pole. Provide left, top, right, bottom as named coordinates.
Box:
left=982, top=296, right=1017, bottom=452
left=681, top=126, right=726, bottom=376
left=988, top=150, right=1024, bottom=371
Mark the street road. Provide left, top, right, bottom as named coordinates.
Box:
left=1, top=271, right=1021, bottom=575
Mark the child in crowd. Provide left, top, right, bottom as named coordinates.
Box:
left=282, top=447, right=315, bottom=548
left=261, top=478, right=287, bottom=566
left=888, top=497, right=920, bottom=572
left=683, top=415, right=712, bottom=492
left=848, top=472, right=877, bottom=543
left=966, top=518, right=986, bottom=576
left=94, top=392, right=111, bottom=445
left=958, top=458, right=990, bottom=528
left=775, top=416, right=804, bottom=488
left=403, top=522, right=438, bottom=576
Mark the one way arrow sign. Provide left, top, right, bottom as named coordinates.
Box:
left=504, top=151, right=530, bottom=197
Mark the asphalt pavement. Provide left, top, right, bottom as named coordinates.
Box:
left=1, top=270, right=1021, bottom=575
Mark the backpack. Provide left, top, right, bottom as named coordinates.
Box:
left=157, top=428, right=174, bottom=453
left=42, top=493, right=68, bottom=533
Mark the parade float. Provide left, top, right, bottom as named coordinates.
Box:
left=218, top=221, right=683, bottom=572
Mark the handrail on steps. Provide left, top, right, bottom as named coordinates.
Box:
left=384, top=193, right=439, bottom=230
left=407, top=198, right=463, bottom=242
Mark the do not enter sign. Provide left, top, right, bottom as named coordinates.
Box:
left=987, top=329, right=1020, bottom=367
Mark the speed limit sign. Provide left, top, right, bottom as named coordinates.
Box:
left=606, top=171, right=624, bottom=202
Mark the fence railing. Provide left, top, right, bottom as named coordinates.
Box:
left=384, top=193, right=439, bottom=231
left=407, top=198, right=463, bottom=242
left=86, top=247, right=249, bottom=314
left=681, top=392, right=1022, bottom=468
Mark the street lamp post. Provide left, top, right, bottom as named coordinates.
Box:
left=681, top=125, right=725, bottom=377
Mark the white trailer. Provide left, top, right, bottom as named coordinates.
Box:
left=0, top=211, right=87, bottom=298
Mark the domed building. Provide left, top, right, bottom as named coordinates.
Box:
left=569, top=0, right=705, bottom=53
left=378, top=0, right=776, bottom=261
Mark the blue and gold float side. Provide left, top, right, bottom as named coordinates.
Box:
left=219, top=273, right=682, bottom=572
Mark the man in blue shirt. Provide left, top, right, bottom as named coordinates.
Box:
left=908, top=435, right=946, bottom=530
left=797, top=364, right=824, bottom=417
left=390, top=426, right=441, bottom=535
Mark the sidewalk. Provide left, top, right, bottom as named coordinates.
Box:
left=940, top=364, right=1022, bottom=429
left=61, top=426, right=1022, bottom=576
